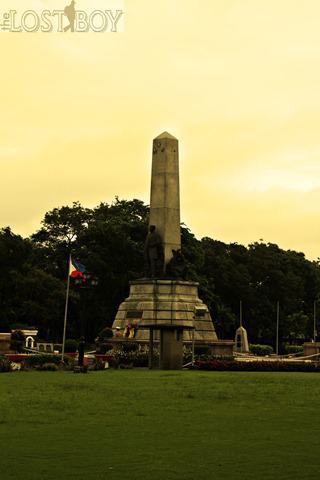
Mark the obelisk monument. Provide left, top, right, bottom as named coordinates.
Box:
left=150, top=132, right=181, bottom=269
left=111, top=132, right=224, bottom=362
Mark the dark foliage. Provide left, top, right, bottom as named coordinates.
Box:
left=23, top=354, right=72, bottom=367
left=1, top=197, right=320, bottom=347
left=64, top=339, right=78, bottom=353
left=0, top=356, right=11, bottom=372
left=10, top=330, right=25, bottom=353
left=249, top=344, right=274, bottom=356
left=284, top=344, right=304, bottom=354
left=37, top=363, right=59, bottom=371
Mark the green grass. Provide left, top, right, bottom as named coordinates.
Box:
left=1, top=370, right=320, bottom=480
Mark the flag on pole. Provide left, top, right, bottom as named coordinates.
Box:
left=69, top=258, right=86, bottom=278
left=62, top=255, right=86, bottom=361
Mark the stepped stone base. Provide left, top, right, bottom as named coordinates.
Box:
left=112, top=279, right=218, bottom=343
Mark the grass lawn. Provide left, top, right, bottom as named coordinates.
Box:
left=0, top=370, right=320, bottom=480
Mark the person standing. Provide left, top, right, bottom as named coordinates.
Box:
left=64, top=1, right=76, bottom=32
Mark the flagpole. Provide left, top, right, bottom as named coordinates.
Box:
left=276, top=300, right=280, bottom=356
left=62, top=253, right=71, bottom=362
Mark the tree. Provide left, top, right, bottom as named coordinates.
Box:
left=10, top=330, right=25, bottom=353
left=2, top=197, right=320, bottom=345
left=27, top=198, right=149, bottom=340
left=284, top=312, right=309, bottom=343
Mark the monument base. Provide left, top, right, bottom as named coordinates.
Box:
left=112, top=279, right=218, bottom=343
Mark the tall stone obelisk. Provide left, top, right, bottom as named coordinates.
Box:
left=150, top=132, right=181, bottom=268
left=111, top=132, right=223, bottom=357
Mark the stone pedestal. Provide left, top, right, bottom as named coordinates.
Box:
left=303, top=342, right=320, bottom=357
left=112, top=279, right=218, bottom=343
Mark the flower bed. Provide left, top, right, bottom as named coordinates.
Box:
left=195, top=360, right=320, bottom=372
left=5, top=354, right=29, bottom=363
left=95, top=354, right=113, bottom=363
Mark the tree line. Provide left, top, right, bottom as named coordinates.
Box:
left=1, top=198, right=319, bottom=350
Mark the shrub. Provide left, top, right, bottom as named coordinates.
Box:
left=284, top=345, right=304, bottom=354
left=194, top=345, right=212, bottom=355
left=92, top=360, right=106, bottom=371
left=24, top=354, right=72, bottom=368
left=183, top=351, right=233, bottom=364
left=97, top=343, right=113, bottom=354
left=99, top=328, right=114, bottom=339
left=37, top=363, right=59, bottom=371
left=131, top=351, right=150, bottom=367
left=10, top=330, right=25, bottom=353
left=119, top=363, right=133, bottom=369
left=106, top=350, right=235, bottom=368
left=64, top=339, right=78, bottom=353
left=121, top=342, right=139, bottom=353
left=110, top=350, right=153, bottom=368
left=250, top=344, right=274, bottom=356
left=0, top=356, right=11, bottom=373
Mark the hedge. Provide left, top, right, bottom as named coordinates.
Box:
left=249, top=344, right=274, bottom=356
left=108, top=351, right=234, bottom=368
left=111, top=351, right=151, bottom=367
left=284, top=345, right=304, bottom=354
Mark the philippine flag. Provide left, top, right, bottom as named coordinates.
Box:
left=69, top=258, right=86, bottom=278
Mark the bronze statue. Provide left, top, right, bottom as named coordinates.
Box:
left=144, top=225, right=164, bottom=278
left=166, top=249, right=187, bottom=279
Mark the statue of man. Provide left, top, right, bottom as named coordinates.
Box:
left=166, top=249, right=187, bottom=279
left=144, top=225, right=164, bottom=278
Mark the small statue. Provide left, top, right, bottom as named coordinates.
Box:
left=166, top=249, right=187, bottom=279
left=123, top=324, right=131, bottom=338
left=144, top=225, right=164, bottom=278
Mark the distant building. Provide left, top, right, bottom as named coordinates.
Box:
left=0, top=333, right=11, bottom=353
left=1, top=328, right=56, bottom=354
left=15, top=329, right=39, bottom=349
left=37, top=342, right=54, bottom=353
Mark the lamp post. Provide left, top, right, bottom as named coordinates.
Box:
left=314, top=300, right=318, bottom=342
left=239, top=300, right=243, bottom=353
left=276, top=301, right=280, bottom=356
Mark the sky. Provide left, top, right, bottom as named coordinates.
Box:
left=1, top=0, right=320, bottom=259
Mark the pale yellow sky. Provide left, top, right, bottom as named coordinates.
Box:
left=1, top=0, right=320, bottom=258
